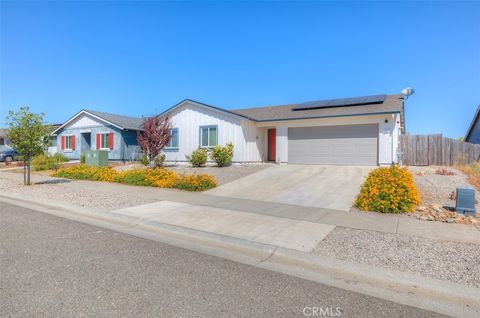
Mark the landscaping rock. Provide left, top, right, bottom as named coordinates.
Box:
left=314, top=227, right=480, bottom=288
left=408, top=166, right=480, bottom=225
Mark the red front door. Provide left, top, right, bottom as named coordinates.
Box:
left=268, top=129, right=276, bottom=162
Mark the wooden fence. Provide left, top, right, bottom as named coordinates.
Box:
left=400, top=134, right=480, bottom=166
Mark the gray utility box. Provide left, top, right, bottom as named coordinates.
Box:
left=456, top=187, right=476, bottom=216
left=84, top=150, right=108, bottom=166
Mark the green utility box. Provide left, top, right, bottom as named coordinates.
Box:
left=84, top=150, right=108, bottom=166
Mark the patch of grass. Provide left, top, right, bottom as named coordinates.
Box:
left=456, top=162, right=480, bottom=190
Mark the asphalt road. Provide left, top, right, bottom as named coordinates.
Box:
left=0, top=202, right=445, bottom=318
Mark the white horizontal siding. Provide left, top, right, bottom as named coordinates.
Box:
left=163, top=102, right=263, bottom=162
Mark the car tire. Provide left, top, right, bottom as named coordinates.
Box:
left=4, top=156, right=13, bottom=163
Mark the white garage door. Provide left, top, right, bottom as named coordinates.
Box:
left=288, top=124, right=378, bottom=165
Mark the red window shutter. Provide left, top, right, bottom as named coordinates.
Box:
left=96, top=134, right=100, bottom=149
left=61, top=136, right=65, bottom=150
left=71, top=135, right=76, bottom=150
left=109, top=133, right=114, bottom=150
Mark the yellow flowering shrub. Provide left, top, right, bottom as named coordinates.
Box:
left=52, top=165, right=216, bottom=191
left=355, top=165, right=421, bottom=213
left=145, top=168, right=179, bottom=188
left=52, top=164, right=113, bottom=181
left=113, top=169, right=152, bottom=186
left=175, top=174, right=218, bottom=191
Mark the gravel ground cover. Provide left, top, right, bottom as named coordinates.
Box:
left=167, top=163, right=271, bottom=185
left=409, top=166, right=479, bottom=209
left=0, top=177, right=159, bottom=210
left=314, top=227, right=480, bottom=288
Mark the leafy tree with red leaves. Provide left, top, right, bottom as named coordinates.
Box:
left=137, top=116, right=172, bottom=167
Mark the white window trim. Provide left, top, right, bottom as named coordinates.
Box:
left=63, top=134, right=74, bottom=152
left=98, top=132, right=112, bottom=151
left=199, top=125, right=218, bottom=148
left=165, top=128, right=179, bottom=150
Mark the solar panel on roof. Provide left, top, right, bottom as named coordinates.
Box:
left=292, top=94, right=386, bottom=111
left=363, top=94, right=386, bottom=104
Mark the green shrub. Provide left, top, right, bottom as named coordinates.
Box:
left=140, top=154, right=149, bottom=166
left=174, top=174, right=217, bottom=191
left=210, top=143, right=234, bottom=167
left=186, top=148, right=208, bottom=167
left=355, top=165, right=421, bottom=213
left=113, top=169, right=152, bottom=186
left=154, top=154, right=166, bottom=168
left=80, top=153, right=86, bottom=163
left=32, top=153, right=68, bottom=171
left=53, top=153, right=69, bottom=162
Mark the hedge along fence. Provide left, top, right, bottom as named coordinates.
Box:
left=51, top=165, right=217, bottom=191
left=400, top=134, right=480, bottom=166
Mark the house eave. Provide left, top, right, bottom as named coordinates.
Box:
left=465, top=105, right=480, bottom=142
left=253, top=111, right=402, bottom=123
left=51, top=110, right=126, bottom=135
left=156, top=99, right=258, bottom=123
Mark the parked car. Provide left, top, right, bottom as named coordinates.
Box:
left=0, top=146, right=18, bottom=162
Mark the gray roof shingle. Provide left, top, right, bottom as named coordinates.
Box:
left=230, top=94, right=404, bottom=121
left=85, top=109, right=144, bottom=130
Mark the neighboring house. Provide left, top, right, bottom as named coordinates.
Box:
left=159, top=94, right=404, bottom=166
left=465, top=105, right=480, bottom=144
left=1, top=125, right=60, bottom=151
left=52, top=110, right=144, bottom=161
left=0, top=128, right=11, bottom=146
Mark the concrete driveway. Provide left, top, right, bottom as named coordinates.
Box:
left=206, top=165, right=373, bottom=211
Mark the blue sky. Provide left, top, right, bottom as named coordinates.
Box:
left=1, top=1, right=479, bottom=138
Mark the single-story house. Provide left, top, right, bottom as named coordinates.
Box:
left=52, top=110, right=144, bottom=161
left=54, top=93, right=404, bottom=165
left=465, top=105, right=480, bottom=144
left=159, top=94, right=404, bottom=166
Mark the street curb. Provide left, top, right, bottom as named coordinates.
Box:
left=1, top=193, right=479, bottom=318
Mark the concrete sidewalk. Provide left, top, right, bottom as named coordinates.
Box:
left=1, top=171, right=479, bottom=243
left=114, top=201, right=335, bottom=252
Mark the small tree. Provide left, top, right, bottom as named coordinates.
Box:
left=137, top=116, right=172, bottom=167
left=6, top=107, right=51, bottom=185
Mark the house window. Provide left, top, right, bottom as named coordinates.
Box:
left=65, top=136, right=73, bottom=150
left=166, top=128, right=179, bottom=149
left=200, top=125, right=217, bottom=148
left=49, top=136, right=56, bottom=147
left=99, top=133, right=110, bottom=149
